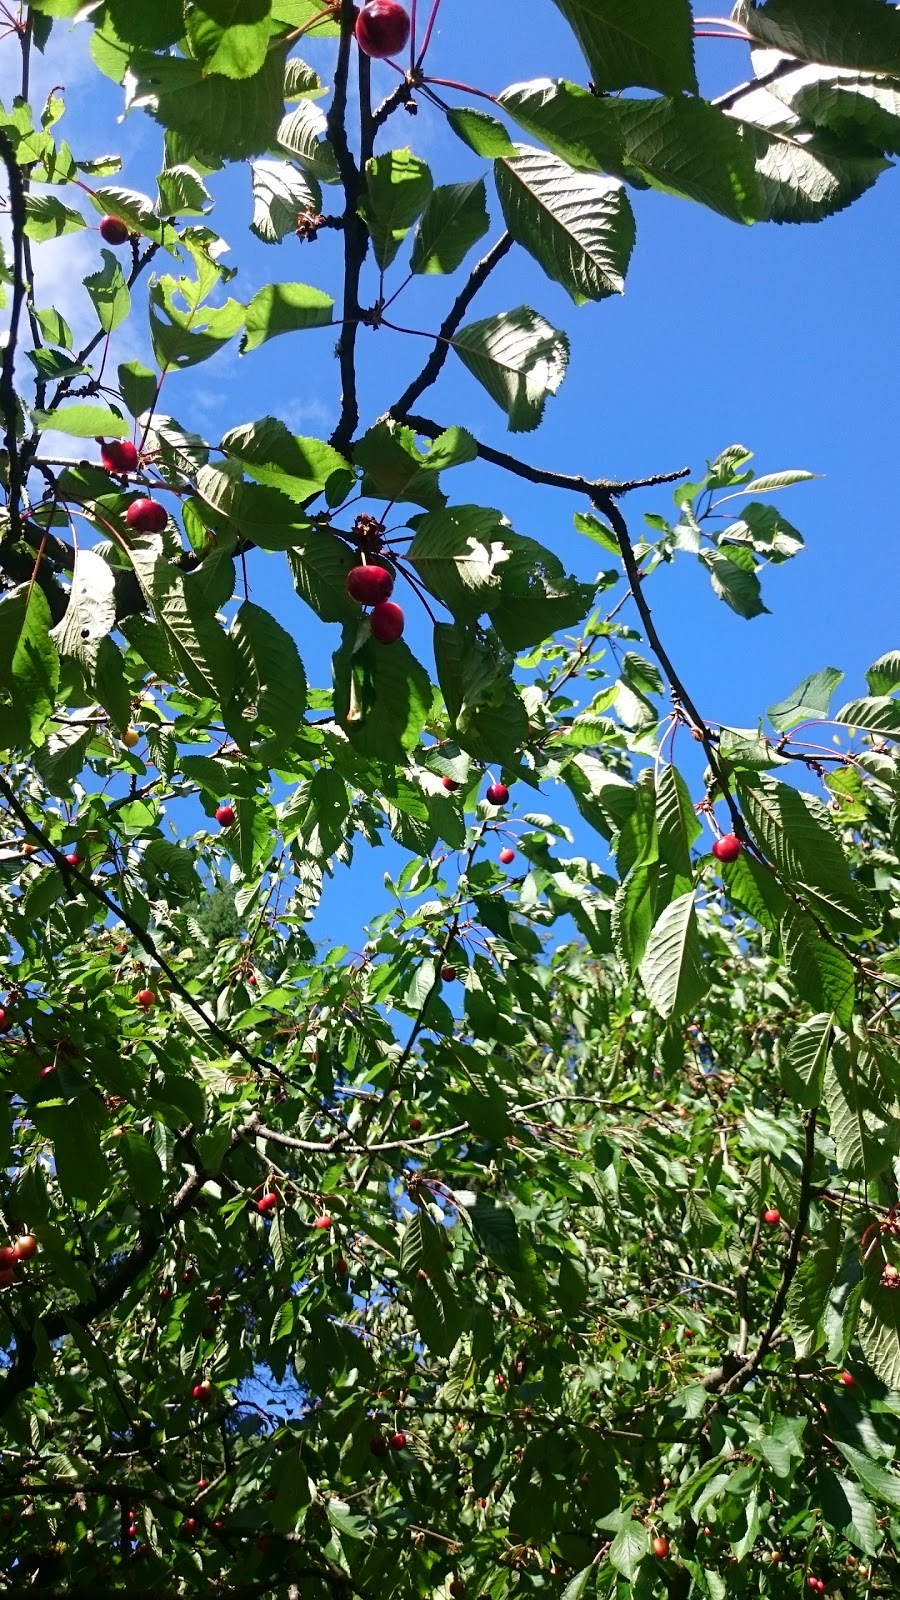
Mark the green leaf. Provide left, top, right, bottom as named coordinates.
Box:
left=733, top=113, right=888, bottom=224
left=83, top=249, right=130, bottom=334
left=655, top=764, right=700, bottom=878
left=701, top=549, right=768, bottom=619
left=229, top=600, right=307, bottom=742
left=120, top=1129, right=164, bottom=1204
left=836, top=1443, right=900, bottom=1512
left=608, top=1518, right=650, bottom=1580
left=495, top=147, right=636, bottom=302
left=222, top=418, right=350, bottom=501
left=780, top=1013, right=834, bottom=1107
left=859, top=1285, right=900, bottom=1390
left=787, top=1215, right=841, bottom=1357
left=240, top=282, right=333, bottom=352
left=824, top=1037, right=897, bottom=1181
left=639, top=892, right=707, bottom=1020
left=561, top=1567, right=594, bottom=1600
left=157, top=164, right=212, bottom=218
left=332, top=626, right=432, bottom=761
left=23, top=195, right=86, bottom=241
left=742, top=0, right=900, bottom=73
left=612, top=860, right=659, bottom=977
left=818, top=1471, right=880, bottom=1556
left=276, top=101, right=338, bottom=182
left=288, top=533, right=361, bottom=623
left=359, top=148, right=433, bottom=272
left=32, top=405, right=129, bottom=439
left=0, top=582, right=60, bottom=745
left=446, top=105, right=517, bottom=158
left=354, top=420, right=445, bottom=510
left=49, top=547, right=116, bottom=678
left=251, top=159, right=321, bottom=242
left=117, top=361, right=158, bottom=419
left=836, top=696, right=900, bottom=738
left=185, top=0, right=274, bottom=79
left=149, top=282, right=245, bottom=371
left=739, top=775, right=877, bottom=938
left=453, top=307, right=569, bottom=433
left=781, top=906, right=856, bottom=1026
left=129, top=538, right=236, bottom=704
left=134, top=48, right=288, bottom=162
left=768, top=668, right=844, bottom=731
left=410, top=179, right=490, bottom=275
left=549, top=0, right=697, bottom=93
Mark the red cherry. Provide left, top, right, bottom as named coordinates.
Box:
left=441, top=965, right=457, bottom=982
left=183, top=1517, right=197, bottom=1535
left=126, top=498, right=167, bottom=534
left=369, top=600, right=404, bottom=644
left=840, top=1370, right=855, bottom=1387
left=65, top=852, right=82, bottom=867
left=0, top=1009, right=10, bottom=1034
left=215, top=804, right=235, bottom=827
left=100, top=438, right=139, bottom=474
left=335, top=1257, right=348, bottom=1275
left=192, top=1380, right=213, bottom=1403
left=443, top=776, right=459, bottom=791
left=0, top=1247, right=16, bottom=1269
left=196, top=1478, right=208, bottom=1490
left=13, top=1235, right=37, bottom=1261
left=408, top=1117, right=423, bottom=1133
left=355, top=0, right=410, bottom=58
left=136, top=988, right=156, bottom=1010
left=39, top=1063, right=57, bottom=1078
left=0, top=1268, right=14, bottom=1289
left=486, top=783, right=509, bottom=806
left=763, top=1208, right=780, bottom=1225
left=499, top=848, right=515, bottom=866
left=450, top=1584, right=465, bottom=1598
left=214, top=1519, right=224, bottom=1530
left=369, top=1435, right=388, bottom=1457
left=314, top=1215, right=332, bottom=1230
left=99, top=215, right=130, bottom=245
left=256, top=1193, right=277, bottom=1214
left=389, top=1431, right=407, bottom=1450
left=346, top=564, right=394, bottom=606
left=652, top=1535, right=670, bottom=1559
left=712, top=833, right=741, bottom=864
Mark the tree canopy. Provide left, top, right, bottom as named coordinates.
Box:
left=2, top=1, right=900, bottom=1597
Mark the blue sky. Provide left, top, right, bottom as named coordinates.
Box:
left=4, top=5, right=898, bottom=945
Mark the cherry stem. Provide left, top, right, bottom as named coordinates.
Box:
left=415, top=0, right=443, bottom=69
left=422, top=73, right=500, bottom=106
left=694, top=28, right=751, bottom=38
left=409, top=0, right=417, bottom=70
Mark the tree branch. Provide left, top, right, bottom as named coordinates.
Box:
left=328, top=0, right=368, bottom=455
left=390, top=231, right=513, bottom=415
left=0, top=126, right=29, bottom=540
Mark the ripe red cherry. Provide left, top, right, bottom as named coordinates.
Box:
left=443, top=776, right=459, bottom=791
left=712, top=833, right=741, bottom=864
left=408, top=1116, right=423, bottom=1133
left=39, top=1063, right=56, bottom=1078
left=355, top=0, right=410, bottom=57
left=840, top=1370, right=855, bottom=1387
left=499, top=848, right=515, bottom=866
left=257, top=1193, right=277, bottom=1214
left=763, top=1208, right=780, bottom=1225
left=346, top=564, right=394, bottom=606
left=65, top=852, right=82, bottom=867
left=450, top=1584, right=465, bottom=1598
left=369, top=600, right=404, bottom=644
left=136, top=988, right=156, bottom=1010
left=486, top=783, right=509, bottom=806
left=126, top=498, right=167, bottom=534
left=0, top=1009, right=10, bottom=1034
left=183, top=1517, right=197, bottom=1535
left=99, top=215, right=130, bottom=245
left=215, top=804, right=235, bottom=827
left=100, top=438, right=139, bottom=474
left=335, top=1257, right=348, bottom=1275
left=441, top=965, right=456, bottom=982
left=652, top=1535, right=670, bottom=1559
left=389, top=1431, right=407, bottom=1450
left=192, top=1380, right=213, bottom=1403
left=13, top=1235, right=37, bottom=1261
left=196, top=1478, right=208, bottom=1490
left=0, top=1247, right=16, bottom=1270
left=314, top=1215, right=332, bottom=1230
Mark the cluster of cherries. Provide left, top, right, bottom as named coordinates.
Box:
left=0, top=1233, right=38, bottom=1290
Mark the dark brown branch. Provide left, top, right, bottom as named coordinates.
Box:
left=0, top=126, right=29, bottom=540
left=390, top=231, right=513, bottom=415
left=397, top=409, right=692, bottom=498
left=714, top=55, right=804, bottom=112
left=371, top=77, right=415, bottom=131
left=327, top=0, right=368, bottom=456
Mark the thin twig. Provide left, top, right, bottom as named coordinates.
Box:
left=391, top=232, right=513, bottom=415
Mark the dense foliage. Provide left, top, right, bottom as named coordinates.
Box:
left=2, top=1, right=900, bottom=1596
